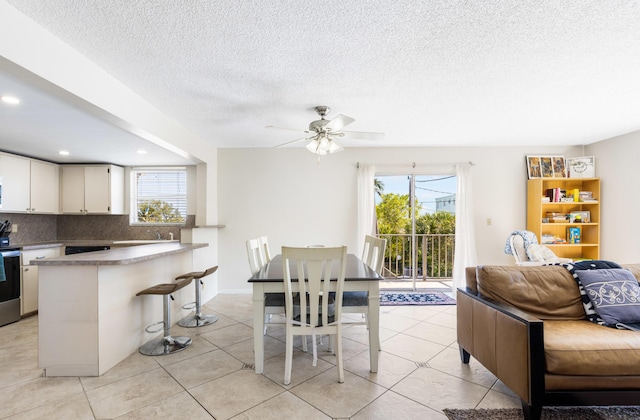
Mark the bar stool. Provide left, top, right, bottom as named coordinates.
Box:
left=175, top=266, right=219, bottom=328
left=136, top=276, right=194, bottom=356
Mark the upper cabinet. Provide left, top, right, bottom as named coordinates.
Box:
left=61, top=165, right=124, bottom=214
left=0, top=153, right=59, bottom=214
left=30, top=160, right=60, bottom=213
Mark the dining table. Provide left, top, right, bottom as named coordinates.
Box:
left=248, top=253, right=384, bottom=374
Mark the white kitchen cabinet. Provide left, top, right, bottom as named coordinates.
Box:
left=21, top=265, right=38, bottom=315
left=0, top=153, right=29, bottom=212
left=61, top=165, right=124, bottom=214
left=0, top=153, right=59, bottom=213
left=29, top=160, right=59, bottom=213
left=21, top=247, right=63, bottom=315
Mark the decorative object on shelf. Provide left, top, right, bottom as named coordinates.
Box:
left=567, top=227, right=581, bottom=244
left=526, top=155, right=566, bottom=179
left=569, top=211, right=590, bottom=223
left=567, top=156, right=596, bottom=178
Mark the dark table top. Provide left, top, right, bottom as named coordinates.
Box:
left=248, top=254, right=383, bottom=283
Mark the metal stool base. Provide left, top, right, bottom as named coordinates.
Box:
left=139, top=336, right=192, bottom=356
left=177, top=313, right=218, bottom=328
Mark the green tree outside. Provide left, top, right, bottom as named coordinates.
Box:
left=376, top=193, right=410, bottom=234
left=415, top=211, right=455, bottom=277
left=137, top=200, right=184, bottom=223
left=376, top=191, right=455, bottom=278
left=415, top=211, right=455, bottom=235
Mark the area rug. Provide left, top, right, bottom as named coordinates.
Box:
left=379, top=291, right=456, bottom=306
left=443, top=406, right=640, bottom=419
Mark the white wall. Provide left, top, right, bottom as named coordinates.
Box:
left=217, top=145, right=581, bottom=292
left=586, top=131, right=640, bottom=263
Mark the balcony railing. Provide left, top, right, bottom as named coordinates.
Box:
left=377, top=233, right=455, bottom=281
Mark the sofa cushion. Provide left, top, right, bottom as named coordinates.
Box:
left=475, top=265, right=585, bottom=320
left=544, top=320, right=640, bottom=376
left=558, top=260, right=624, bottom=325
left=577, top=268, right=640, bottom=327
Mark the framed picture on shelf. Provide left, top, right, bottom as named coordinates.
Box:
left=552, top=156, right=566, bottom=178
left=540, top=156, right=554, bottom=178
left=526, top=156, right=542, bottom=178
left=526, top=155, right=566, bottom=179
left=566, top=156, right=595, bottom=178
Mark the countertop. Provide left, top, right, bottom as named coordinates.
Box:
left=14, top=240, right=175, bottom=251
left=30, top=242, right=208, bottom=266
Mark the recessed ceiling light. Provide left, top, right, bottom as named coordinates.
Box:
left=58, top=150, right=70, bottom=156
left=136, top=149, right=147, bottom=154
left=1, top=95, right=20, bottom=105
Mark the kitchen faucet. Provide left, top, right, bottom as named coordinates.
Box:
left=147, top=230, right=162, bottom=240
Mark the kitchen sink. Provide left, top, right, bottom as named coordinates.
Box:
left=112, top=240, right=180, bottom=244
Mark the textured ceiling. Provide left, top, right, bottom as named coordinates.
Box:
left=4, top=0, right=640, bottom=157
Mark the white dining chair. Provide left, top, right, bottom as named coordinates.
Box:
left=246, top=238, right=264, bottom=274
left=282, top=245, right=347, bottom=385
left=258, top=235, right=272, bottom=263
left=362, top=235, right=386, bottom=273
left=342, top=235, right=386, bottom=341
left=247, top=237, right=285, bottom=334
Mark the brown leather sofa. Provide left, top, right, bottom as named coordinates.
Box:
left=457, top=264, right=640, bottom=420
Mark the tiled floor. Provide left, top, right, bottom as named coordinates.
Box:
left=0, top=294, right=521, bottom=419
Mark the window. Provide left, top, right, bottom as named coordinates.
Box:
left=130, top=168, right=187, bottom=224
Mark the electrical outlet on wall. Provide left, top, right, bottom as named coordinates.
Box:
left=11, top=224, right=18, bottom=233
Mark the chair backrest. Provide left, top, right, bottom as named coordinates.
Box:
left=509, top=234, right=529, bottom=263
left=506, top=230, right=539, bottom=263
left=507, top=231, right=569, bottom=265
left=246, top=238, right=265, bottom=274
left=258, top=235, right=272, bottom=263
left=282, top=246, right=347, bottom=327
left=362, top=235, right=387, bottom=274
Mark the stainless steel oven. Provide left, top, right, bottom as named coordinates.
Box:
left=0, top=248, right=21, bottom=327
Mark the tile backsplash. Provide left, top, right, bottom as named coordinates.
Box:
left=0, top=213, right=57, bottom=244
left=1, top=213, right=195, bottom=244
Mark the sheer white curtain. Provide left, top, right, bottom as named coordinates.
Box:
left=452, top=163, right=477, bottom=291
left=356, top=164, right=376, bottom=255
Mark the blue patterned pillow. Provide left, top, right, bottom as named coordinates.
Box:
left=577, top=269, right=640, bottom=327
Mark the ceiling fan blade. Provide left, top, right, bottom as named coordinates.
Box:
left=341, top=130, right=386, bottom=141
left=265, top=125, right=307, bottom=133
left=325, top=114, right=355, bottom=132
left=274, top=136, right=310, bottom=148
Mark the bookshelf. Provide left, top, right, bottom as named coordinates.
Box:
left=527, top=178, right=600, bottom=260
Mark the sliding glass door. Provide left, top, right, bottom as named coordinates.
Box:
left=375, top=174, right=456, bottom=291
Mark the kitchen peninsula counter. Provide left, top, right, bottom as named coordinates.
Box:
left=35, top=242, right=209, bottom=377
left=32, top=242, right=207, bottom=265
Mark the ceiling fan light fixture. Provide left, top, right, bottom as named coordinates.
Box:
left=305, top=138, right=325, bottom=155
left=305, top=134, right=343, bottom=155
left=328, top=139, right=343, bottom=154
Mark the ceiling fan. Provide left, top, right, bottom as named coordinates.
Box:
left=267, top=106, right=384, bottom=155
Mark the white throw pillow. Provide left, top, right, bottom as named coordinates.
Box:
left=527, top=244, right=560, bottom=263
